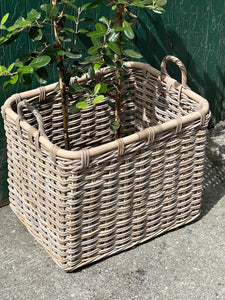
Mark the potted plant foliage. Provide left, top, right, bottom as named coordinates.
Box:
left=0, top=0, right=209, bottom=271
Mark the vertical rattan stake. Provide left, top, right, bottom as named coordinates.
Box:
left=52, top=0, right=71, bottom=150
left=114, top=4, right=124, bottom=140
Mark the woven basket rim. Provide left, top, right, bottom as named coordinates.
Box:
left=2, top=61, right=209, bottom=160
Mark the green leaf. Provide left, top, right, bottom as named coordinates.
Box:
left=69, top=105, right=81, bottom=114
left=15, top=60, right=23, bottom=68
left=7, top=63, right=15, bottom=73
left=86, top=31, right=103, bottom=38
left=88, top=45, right=101, bottom=55
left=1, top=13, right=9, bottom=26
left=107, top=41, right=121, bottom=55
left=61, top=0, right=77, bottom=4
left=93, top=95, right=104, bottom=104
left=99, top=17, right=109, bottom=25
left=95, top=23, right=107, bottom=34
left=108, top=32, right=119, bottom=42
left=64, top=52, right=82, bottom=59
left=18, top=53, right=34, bottom=64
left=117, top=0, right=129, bottom=4
left=153, top=7, right=165, bottom=14
left=114, top=27, right=126, bottom=32
left=66, top=2, right=78, bottom=9
left=63, top=27, right=76, bottom=34
left=124, top=49, right=142, bottom=58
left=62, top=27, right=76, bottom=33
left=26, top=9, right=41, bottom=22
left=0, top=31, right=20, bottom=45
left=88, top=66, right=95, bottom=79
left=94, top=62, right=103, bottom=70
left=79, top=17, right=95, bottom=22
left=122, top=128, right=131, bottom=136
left=30, top=55, right=51, bottom=69
left=56, top=50, right=65, bottom=56
left=0, top=66, right=7, bottom=76
left=85, top=55, right=100, bottom=63
left=126, top=9, right=137, bottom=19
left=22, top=73, right=32, bottom=85
left=3, top=79, right=12, bottom=90
left=91, top=37, right=102, bottom=47
left=99, top=83, right=108, bottom=94
left=54, top=82, right=60, bottom=92
left=9, top=74, right=18, bottom=84
left=58, top=32, right=71, bottom=42
left=6, top=25, right=19, bottom=32
left=86, top=23, right=107, bottom=38
left=103, top=54, right=114, bottom=68
left=0, top=33, right=11, bottom=44
left=142, top=0, right=154, bottom=4
left=76, top=101, right=89, bottom=109
left=78, top=28, right=88, bottom=34
left=40, top=4, right=59, bottom=20
left=94, top=83, right=101, bottom=95
left=87, top=0, right=104, bottom=9
left=34, top=67, right=48, bottom=84
left=122, top=91, right=131, bottom=101
left=29, top=26, right=43, bottom=41
left=110, top=121, right=120, bottom=131
left=8, top=19, right=32, bottom=31
left=17, top=66, right=34, bottom=74
left=123, top=21, right=134, bottom=40
left=81, top=3, right=91, bottom=12
left=69, top=82, right=85, bottom=93
left=155, top=0, right=167, bottom=6
left=65, top=14, right=77, bottom=22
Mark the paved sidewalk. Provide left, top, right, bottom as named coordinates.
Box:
left=0, top=158, right=225, bottom=300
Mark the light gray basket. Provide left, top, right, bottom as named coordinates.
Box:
left=2, top=56, right=210, bottom=271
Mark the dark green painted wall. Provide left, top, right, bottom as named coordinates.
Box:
left=0, top=0, right=224, bottom=205
left=137, top=0, right=225, bottom=122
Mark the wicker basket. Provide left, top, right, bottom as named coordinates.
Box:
left=2, top=56, right=210, bottom=271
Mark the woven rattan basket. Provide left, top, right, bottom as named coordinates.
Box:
left=2, top=56, right=210, bottom=271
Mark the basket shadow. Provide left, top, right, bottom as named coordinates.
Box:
left=69, top=156, right=225, bottom=273
left=201, top=156, right=225, bottom=218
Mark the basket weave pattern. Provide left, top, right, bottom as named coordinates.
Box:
left=2, top=57, right=210, bottom=271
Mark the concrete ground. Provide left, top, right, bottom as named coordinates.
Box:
left=0, top=157, right=225, bottom=300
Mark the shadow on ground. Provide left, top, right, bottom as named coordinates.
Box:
left=201, top=156, right=225, bottom=217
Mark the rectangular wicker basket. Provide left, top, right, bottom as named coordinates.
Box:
left=2, top=56, right=210, bottom=271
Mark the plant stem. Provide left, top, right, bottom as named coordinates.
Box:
left=52, top=0, right=71, bottom=150
left=115, top=4, right=124, bottom=140
left=100, top=20, right=111, bottom=59
left=73, top=8, right=81, bottom=51
left=36, top=43, right=55, bottom=58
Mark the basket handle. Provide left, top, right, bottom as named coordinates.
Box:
left=160, top=55, right=188, bottom=88
left=17, top=100, right=48, bottom=142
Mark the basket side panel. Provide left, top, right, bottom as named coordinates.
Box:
left=58, top=121, right=208, bottom=271
left=3, top=64, right=210, bottom=271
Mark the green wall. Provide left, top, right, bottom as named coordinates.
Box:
left=137, top=0, right=225, bottom=122
left=0, top=0, right=224, bottom=205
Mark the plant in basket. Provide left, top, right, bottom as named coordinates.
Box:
left=0, top=0, right=210, bottom=272
left=0, top=0, right=167, bottom=148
